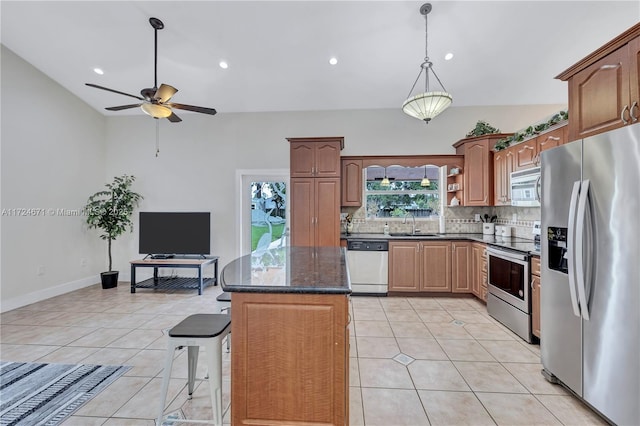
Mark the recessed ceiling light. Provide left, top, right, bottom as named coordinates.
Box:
left=93, top=68, right=104, bottom=75
left=219, top=61, right=228, bottom=69
left=444, top=53, right=454, bottom=61
left=329, top=57, right=338, bottom=65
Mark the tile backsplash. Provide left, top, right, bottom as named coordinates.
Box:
left=341, top=205, right=540, bottom=240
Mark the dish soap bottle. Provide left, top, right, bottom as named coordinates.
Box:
left=383, top=222, right=390, bottom=235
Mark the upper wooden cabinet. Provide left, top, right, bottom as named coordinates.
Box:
left=453, top=134, right=511, bottom=207
left=513, top=138, right=539, bottom=171
left=290, top=178, right=341, bottom=247
left=288, top=137, right=343, bottom=178
left=340, top=157, right=362, bottom=207
left=537, top=125, right=568, bottom=153
left=493, top=149, right=514, bottom=206
left=556, top=23, right=640, bottom=141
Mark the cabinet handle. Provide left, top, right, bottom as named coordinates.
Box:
left=621, top=105, right=630, bottom=124
left=631, top=101, right=639, bottom=123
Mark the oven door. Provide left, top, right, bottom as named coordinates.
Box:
left=487, top=247, right=530, bottom=313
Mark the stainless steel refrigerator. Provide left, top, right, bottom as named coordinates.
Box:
left=540, top=123, right=639, bottom=425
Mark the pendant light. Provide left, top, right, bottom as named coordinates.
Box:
left=381, top=167, right=391, bottom=187
left=420, top=166, right=431, bottom=187
left=402, top=3, right=452, bottom=124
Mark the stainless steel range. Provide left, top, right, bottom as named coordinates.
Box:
left=486, top=246, right=532, bottom=343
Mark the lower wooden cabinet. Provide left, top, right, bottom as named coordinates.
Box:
left=231, top=292, right=349, bottom=425
left=388, top=241, right=451, bottom=292
left=452, top=242, right=472, bottom=293
left=471, top=242, right=487, bottom=301
left=531, top=255, right=541, bottom=338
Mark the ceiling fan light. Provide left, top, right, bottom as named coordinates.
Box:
left=141, top=103, right=172, bottom=118
left=402, top=91, right=452, bottom=123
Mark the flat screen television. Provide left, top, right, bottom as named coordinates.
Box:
left=139, top=212, right=211, bottom=256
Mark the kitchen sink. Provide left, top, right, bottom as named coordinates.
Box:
left=389, top=233, right=438, bottom=237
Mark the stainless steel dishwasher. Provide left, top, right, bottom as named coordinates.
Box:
left=346, top=240, right=388, bottom=295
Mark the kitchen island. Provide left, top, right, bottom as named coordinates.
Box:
left=221, top=246, right=351, bottom=426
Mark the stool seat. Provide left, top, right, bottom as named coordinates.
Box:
left=169, top=313, right=230, bottom=338
left=216, top=292, right=231, bottom=303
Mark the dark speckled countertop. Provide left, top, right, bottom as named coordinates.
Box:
left=341, top=233, right=540, bottom=256
left=221, top=246, right=351, bottom=294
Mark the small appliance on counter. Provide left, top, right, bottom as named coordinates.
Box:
left=532, top=220, right=541, bottom=251
left=501, top=226, right=513, bottom=237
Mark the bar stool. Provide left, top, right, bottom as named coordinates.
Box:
left=216, top=292, right=232, bottom=352
left=156, top=313, right=231, bottom=426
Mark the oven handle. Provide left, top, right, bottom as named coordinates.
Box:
left=486, top=247, right=529, bottom=263
left=567, top=180, right=582, bottom=318
left=575, top=179, right=591, bottom=321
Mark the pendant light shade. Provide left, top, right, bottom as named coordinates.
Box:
left=403, top=3, right=452, bottom=123
left=381, top=167, right=391, bottom=187
left=420, top=166, right=431, bottom=186
left=141, top=103, right=172, bottom=118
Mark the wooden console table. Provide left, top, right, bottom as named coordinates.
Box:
left=130, top=257, right=219, bottom=295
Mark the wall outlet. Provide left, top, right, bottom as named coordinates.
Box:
left=37, top=265, right=45, bottom=276
left=474, top=214, right=481, bottom=222
left=512, top=213, right=518, bottom=223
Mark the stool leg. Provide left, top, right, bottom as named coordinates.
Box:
left=187, top=345, right=199, bottom=397
left=157, top=339, right=176, bottom=426
left=205, top=338, right=223, bottom=426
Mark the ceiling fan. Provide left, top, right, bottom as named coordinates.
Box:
left=86, top=17, right=217, bottom=122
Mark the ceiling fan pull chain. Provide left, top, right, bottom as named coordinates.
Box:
left=155, top=119, right=160, bottom=157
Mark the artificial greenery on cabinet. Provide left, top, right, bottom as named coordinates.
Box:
left=494, top=110, right=568, bottom=151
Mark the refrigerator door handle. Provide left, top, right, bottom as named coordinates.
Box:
left=575, top=179, right=591, bottom=321
left=567, top=180, right=582, bottom=317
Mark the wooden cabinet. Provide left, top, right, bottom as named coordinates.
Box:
left=453, top=134, right=511, bottom=207
left=290, top=178, right=341, bottom=247
left=537, top=125, right=568, bottom=153
left=231, top=292, right=348, bottom=425
left=513, top=138, right=539, bottom=171
left=556, top=24, right=640, bottom=141
left=531, top=256, right=541, bottom=339
left=289, top=137, right=343, bottom=247
left=471, top=243, right=487, bottom=302
left=452, top=242, right=471, bottom=293
left=289, top=137, right=343, bottom=178
left=493, top=149, right=514, bottom=206
left=446, top=171, right=464, bottom=207
left=388, top=241, right=451, bottom=293
left=341, top=157, right=362, bottom=207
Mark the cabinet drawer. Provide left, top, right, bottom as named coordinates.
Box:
left=531, top=256, right=541, bottom=276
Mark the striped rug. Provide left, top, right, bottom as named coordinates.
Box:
left=0, top=361, right=130, bottom=426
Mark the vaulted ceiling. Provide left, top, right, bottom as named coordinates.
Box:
left=1, top=1, right=637, bottom=116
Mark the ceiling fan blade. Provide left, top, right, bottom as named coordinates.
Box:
left=86, top=83, right=145, bottom=101
left=105, top=103, right=142, bottom=111
left=155, top=84, right=178, bottom=103
left=167, top=112, right=182, bottom=122
left=170, top=103, right=217, bottom=115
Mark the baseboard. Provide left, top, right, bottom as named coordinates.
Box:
left=1, top=275, right=99, bottom=313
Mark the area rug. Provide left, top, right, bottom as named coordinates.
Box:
left=0, top=361, right=130, bottom=426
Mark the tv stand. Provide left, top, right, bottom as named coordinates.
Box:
left=130, top=256, right=219, bottom=295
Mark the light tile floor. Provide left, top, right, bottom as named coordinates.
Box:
left=0, top=284, right=606, bottom=425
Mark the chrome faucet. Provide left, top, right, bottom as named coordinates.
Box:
left=403, top=212, right=418, bottom=235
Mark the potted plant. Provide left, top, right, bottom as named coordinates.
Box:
left=85, top=175, right=143, bottom=289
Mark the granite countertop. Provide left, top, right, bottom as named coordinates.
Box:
left=220, top=246, right=351, bottom=294
left=341, top=232, right=540, bottom=256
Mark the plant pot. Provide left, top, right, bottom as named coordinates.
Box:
left=100, top=271, right=119, bottom=289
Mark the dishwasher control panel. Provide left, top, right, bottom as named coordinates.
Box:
left=347, top=240, right=389, bottom=251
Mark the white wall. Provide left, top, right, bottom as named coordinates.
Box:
left=104, top=104, right=564, bottom=274
left=1, top=45, right=107, bottom=311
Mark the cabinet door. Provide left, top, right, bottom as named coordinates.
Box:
left=388, top=242, right=420, bottom=292
left=531, top=274, right=541, bottom=338
left=451, top=242, right=471, bottom=293
left=290, top=178, right=315, bottom=246
left=315, top=178, right=341, bottom=247
left=568, top=44, right=631, bottom=141
left=315, top=142, right=342, bottom=177
left=290, top=142, right=316, bottom=177
left=514, top=139, right=539, bottom=171
left=538, top=126, right=566, bottom=152
left=630, top=36, right=640, bottom=123
left=471, top=244, right=482, bottom=298
left=341, top=159, right=362, bottom=207
left=420, top=242, right=452, bottom=292
left=493, top=149, right=514, bottom=205
left=464, top=140, right=493, bottom=206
